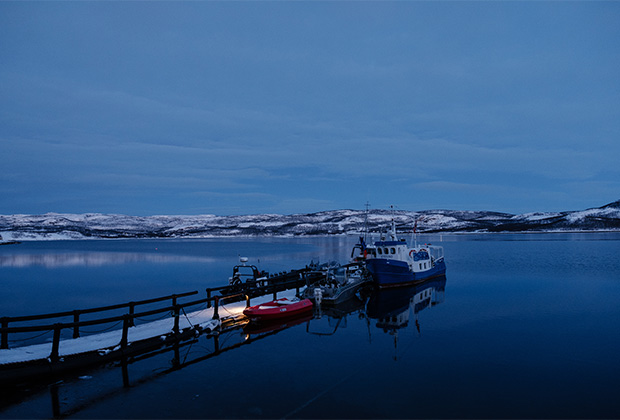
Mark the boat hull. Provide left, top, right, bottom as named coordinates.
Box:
left=366, top=258, right=446, bottom=288
left=243, top=298, right=313, bottom=322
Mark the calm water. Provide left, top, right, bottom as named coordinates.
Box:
left=1, top=233, right=620, bottom=419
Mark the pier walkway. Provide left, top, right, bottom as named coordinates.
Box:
left=1, top=291, right=295, bottom=366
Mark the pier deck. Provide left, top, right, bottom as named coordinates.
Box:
left=0, top=289, right=297, bottom=384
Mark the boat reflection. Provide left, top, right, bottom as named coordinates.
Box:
left=303, top=276, right=447, bottom=344
left=366, top=275, right=447, bottom=333
left=306, top=295, right=367, bottom=336
left=364, top=276, right=447, bottom=360
left=243, top=312, right=313, bottom=335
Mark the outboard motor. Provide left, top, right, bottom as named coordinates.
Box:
left=314, top=288, right=323, bottom=306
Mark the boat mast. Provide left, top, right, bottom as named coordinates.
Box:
left=388, top=205, right=397, bottom=241
left=413, top=216, right=422, bottom=248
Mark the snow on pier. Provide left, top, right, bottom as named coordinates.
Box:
left=0, top=290, right=296, bottom=366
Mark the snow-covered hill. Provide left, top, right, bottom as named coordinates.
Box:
left=1, top=200, right=619, bottom=240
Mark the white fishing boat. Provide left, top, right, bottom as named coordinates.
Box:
left=352, top=221, right=446, bottom=288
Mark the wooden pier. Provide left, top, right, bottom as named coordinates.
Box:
left=0, top=267, right=319, bottom=385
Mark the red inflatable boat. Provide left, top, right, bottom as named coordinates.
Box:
left=243, top=297, right=313, bottom=322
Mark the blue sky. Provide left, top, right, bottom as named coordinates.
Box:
left=1, top=2, right=619, bottom=216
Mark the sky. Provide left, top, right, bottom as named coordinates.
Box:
left=1, top=2, right=619, bottom=216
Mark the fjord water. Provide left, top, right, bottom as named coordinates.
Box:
left=1, top=233, right=620, bottom=419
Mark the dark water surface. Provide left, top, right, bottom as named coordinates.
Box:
left=1, top=233, right=620, bottom=419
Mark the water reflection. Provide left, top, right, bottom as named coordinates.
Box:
left=306, top=295, right=367, bottom=337
left=0, top=253, right=215, bottom=268
left=1, top=278, right=448, bottom=419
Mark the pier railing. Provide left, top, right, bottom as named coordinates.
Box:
left=1, top=274, right=311, bottom=355
left=0, top=291, right=198, bottom=350
left=205, top=266, right=320, bottom=305
left=0, top=266, right=318, bottom=368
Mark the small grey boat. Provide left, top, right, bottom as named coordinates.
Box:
left=301, top=262, right=371, bottom=305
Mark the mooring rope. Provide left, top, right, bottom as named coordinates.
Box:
left=8, top=329, right=53, bottom=344
left=180, top=306, right=193, bottom=328
left=135, top=311, right=170, bottom=323
left=219, top=304, right=235, bottom=316
left=80, top=320, right=123, bottom=334
left=181, top=339, right=195, bottom=365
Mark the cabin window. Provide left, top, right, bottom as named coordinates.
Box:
left=390, top=248, right=395, bottom=254
left=419, top=263, right=422, bottom=270
left=384, top=248, right=389, bottom=254
left=377, top=248, right=382, bottom=255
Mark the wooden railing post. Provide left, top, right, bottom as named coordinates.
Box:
left=214, top=334, right=220, bottom=354
left=206, top=289, right=212, bottom=308
left=73, top=311, right=80, bottom=339
left=1, top=317, right=8, bottom=349
left=121, top=356, right=130, bottom=388
left=128, top=302, right=135, bottom=327
left=172, top=341, right=180, bottom=368
left=121, top=315, right=130, bottom=350
left=50, top=382, right=61, bottom=418
left=213, top=296, right=220, bottom=320
left=173, top=305, right=180, bottom=334
left=50, top=324, right=62, bottom=363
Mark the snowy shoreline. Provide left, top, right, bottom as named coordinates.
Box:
left=1, top=201, right=619, bottom=240
left=2, top=229, right=620, bottom=242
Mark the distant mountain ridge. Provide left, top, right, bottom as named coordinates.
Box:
left=1, top=200, right=619, bottom=240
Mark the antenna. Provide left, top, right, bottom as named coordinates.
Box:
left=363, top=201, right=370, bottom=242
